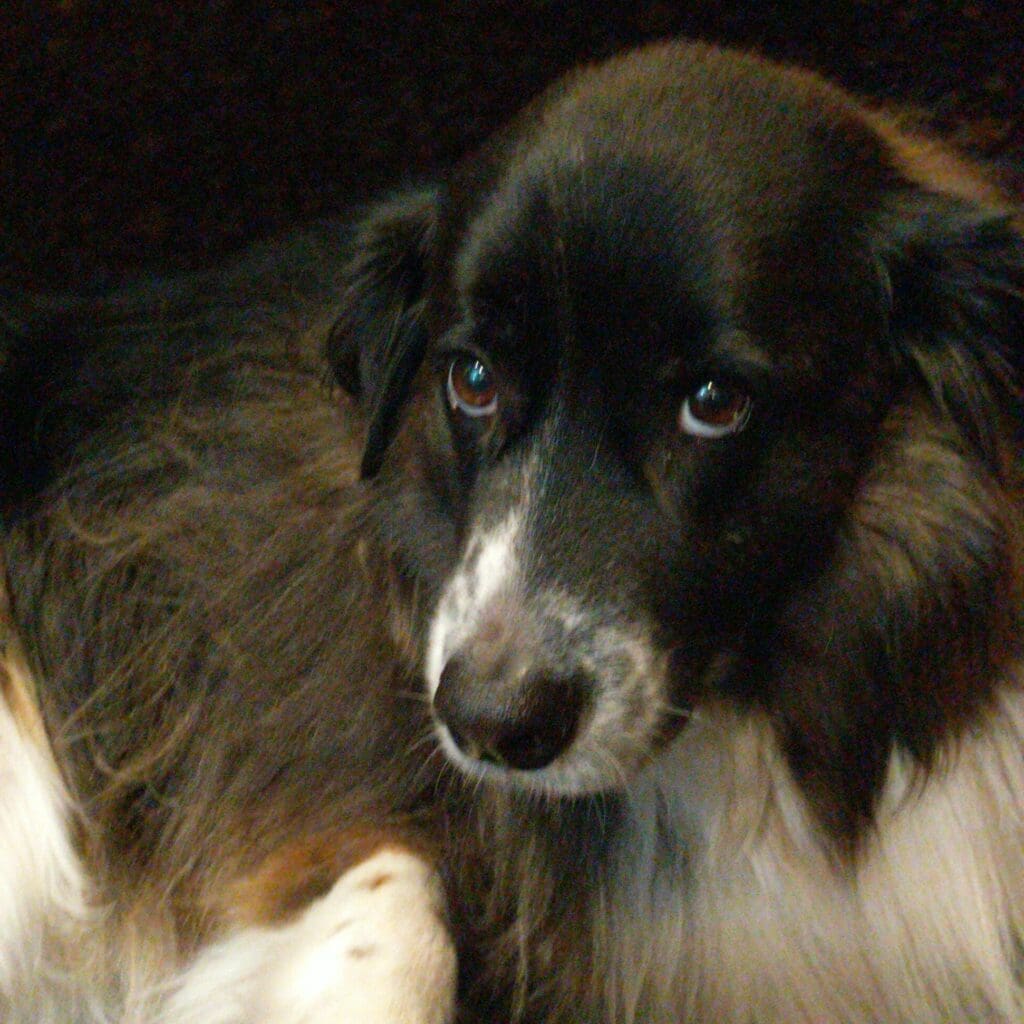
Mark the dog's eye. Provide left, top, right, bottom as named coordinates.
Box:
left=679, top=381, right=752, bottom=438
left=447, top=355, right=499, bottom=418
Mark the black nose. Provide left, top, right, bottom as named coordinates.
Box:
left=434, top=659, right=587, bottom=772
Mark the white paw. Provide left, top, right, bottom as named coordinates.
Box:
left=165, top=849, right=457, bottom=1024
left=263, top=848, right=457, bottom=1024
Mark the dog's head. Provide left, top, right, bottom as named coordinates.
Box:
left=330, top=42, right=1024, bottom=838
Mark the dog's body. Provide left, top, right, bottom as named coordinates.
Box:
left=2, top=39, right=1024, bottom=1023
left=0, top=224, right=459, bottom=1022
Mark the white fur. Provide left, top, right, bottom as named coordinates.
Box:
left=591, top=682, right=1024, bottom=1023
left=162, top=849, right=456, bottom=1024
left=0, top=653, right=100, bottom=1024
left=425, top=509, right=525, bottom=698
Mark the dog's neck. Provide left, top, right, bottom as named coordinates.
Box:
left=564, top=689, right=1024, bottom=1024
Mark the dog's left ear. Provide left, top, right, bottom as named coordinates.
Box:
left=327, top=187, right=441, bottom=478
left=878, top=188, right=1024, bottom=469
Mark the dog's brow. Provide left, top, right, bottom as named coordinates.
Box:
left=711, top=330, right=773, bottom=374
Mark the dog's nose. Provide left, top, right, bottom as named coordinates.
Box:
left=434, top=658, right=586, bottom=771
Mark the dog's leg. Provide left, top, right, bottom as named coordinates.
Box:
left=164, top=842, right=457, bottom=1024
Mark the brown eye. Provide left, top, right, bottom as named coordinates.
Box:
left=679, top=381, right=752, bottom=438
left=446, top=355, right=498, bottom=418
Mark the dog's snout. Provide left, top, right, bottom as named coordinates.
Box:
left=434, top=658, right=587, bottom=772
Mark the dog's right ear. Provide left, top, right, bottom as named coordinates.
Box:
left=327, top=187, right=441, bottom=479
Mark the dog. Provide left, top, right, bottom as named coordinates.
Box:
left=2, top=37, right=1023, bottom=1023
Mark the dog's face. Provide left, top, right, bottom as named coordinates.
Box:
left=331, top=42, right=1024, bottom=833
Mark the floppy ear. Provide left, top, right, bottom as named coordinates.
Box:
left=327, top=187, right=441, bottom=478
left=767, top=188, right=1023, bottom=842
left=878, top=190, right=1024, bottom=470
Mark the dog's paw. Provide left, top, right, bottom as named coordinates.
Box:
left=264, top=847, right=457, bottom=1024
left=166, top=848, right=457, bottom=1024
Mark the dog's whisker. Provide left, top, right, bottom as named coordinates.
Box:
left=656, top=699, right=695, bottom=722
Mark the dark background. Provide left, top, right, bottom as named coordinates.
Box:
left=3, top=1, right=1022, bottom=290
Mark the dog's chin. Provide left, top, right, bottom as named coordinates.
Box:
left=432, top=711, right=691, bottom=798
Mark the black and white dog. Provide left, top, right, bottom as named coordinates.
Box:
left=2, top=39, right=1023, bottom=1023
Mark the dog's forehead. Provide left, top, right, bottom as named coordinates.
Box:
left=445, top=43, right=891, bottom=365
left=450, top=156, right=715, bottom=377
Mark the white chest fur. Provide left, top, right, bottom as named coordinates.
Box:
left=597, top=694, right=1024, bottom=1024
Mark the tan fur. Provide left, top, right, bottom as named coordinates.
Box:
left=220, top=828, right=438, bottom=929
left=871, top=110, right=1015, bottom=211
